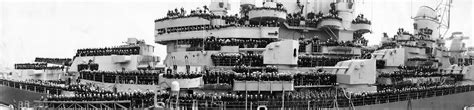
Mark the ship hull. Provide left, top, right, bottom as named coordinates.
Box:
left=1, top=85, right=473, bottom=109
left=0, top=85, right=47, bottom=107
left=351, top=91, right=474, bottom=110
left=181, top=91, right=474, bottom=110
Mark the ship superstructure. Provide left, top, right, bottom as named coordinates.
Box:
left=70, top=38, right=161, bottom=72
left=1, top=0, right=474, bottom=110
left=0, top=38, right=162, bottom=109
left=155, top=0, right=370, bottom=73
left=6, top=57, right=71, bottom=81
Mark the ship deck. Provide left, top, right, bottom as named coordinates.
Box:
left=28, top=85, right=474, bottom=110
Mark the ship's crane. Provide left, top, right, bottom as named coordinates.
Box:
left=435, top=0, right=453, bottom=38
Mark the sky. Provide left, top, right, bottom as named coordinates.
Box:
left=0, top=0, right=472, bottom=69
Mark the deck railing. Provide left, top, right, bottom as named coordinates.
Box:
left=2, top=78, right=473, bottom=109
left=34, top=100, right=131, bottom=109
left=163, top=85, right=473, bottom=109
left=0, top=79, right=63, bottom=94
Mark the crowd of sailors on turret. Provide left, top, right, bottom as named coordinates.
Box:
left=40, top=83, right=474, bottom=108
left=9, top=67, right=472, bottom=108
left=210, top=52, right=354, bottom=67
left=232, top=65, right=278, bottom=73
left=377, top=65, right=465, bottom=91
left=415, top=27, right=434, bottom=40
left=158, top=6, right=232, bottom=22
left=14, top=63, right=46, bottom=69
left=397, top=65, right=438, bottom=72
left=34, top=57, right=72, bottom=65
left=170, top=88, right=346, bottom=104
left=252, top=6, right=287, bottom=12
left=288, top=11, right=343, bottom=27
left=163, top=71, right=296, bottom=83
left=322, top=38, right=362, bottom=47
left=361, top=49, right=374, bottom=59
left=202, top=71, right=291, bottom=85
left=202, top=70, right=235, bottom=85
left=201, top=38, right=363, bottom=67
left=211, top=53, right=264, bottom=66
left=165, top=6, right=213, bottom=18
left=43, top=83, right=474, bottom=107
left=299, top=38, right=363, bottom=53
left=393, top=28, right=434, bottom=42
left=287, top=11, right=324, bottom=27
left=378, top=66, right=464, bottom=82
left=234, top=72, right=293, bottom=81
left=43, top=88, right=155, bottom=108
left=162, top=72, right=203, bottom=79
left=298, top=55, right=352, bottom=67
left=155, top=4, right=291, bottom=35
left=378, top=41, right=398, bottom=50
left=80, top=70, right=160, bottom=84
left=204, top=37, right=273, bottom=49
left=294, top=72, right=336, bottom=86
left=173, top=37, right=275, bottom=51
left=0, top=79, right=97, bottom=95
left=46, top=90, right=154, bottom=107
left=75, top=46, right=140, bottom=57
left=43, top=88, right=348, bottom=107
left=14, top=63, right=64, bottom=70
left=418, top=27, right=433, bottom=35
left=286, top=2, right=348, bottom=28
left=354, top=30, right=370, bottom=42
left=166, top=8, right=187, bottom=17
left=1, top=69, right=464, bottom=106
left=352, top=14, right=371, bottom=24
left=206, top=70, right=337, bottom=86
left=202, top=66, right=277, bottom=85
left=396, top=28, right=412, bottom=36
left=377, top=82, right=467, bottom=94
left=79, top=68, right=336, bottom=87
left=379, top=28, right=440, bottom=51
left=156, top=19, right=280, bottom=35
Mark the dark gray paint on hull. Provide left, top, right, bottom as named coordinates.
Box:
left=349, top=91, right=474, bottom=110
left=0, top=85, right=47, bottom=107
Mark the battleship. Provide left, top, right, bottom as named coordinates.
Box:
left=1, top=0, right=474, bottom=109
